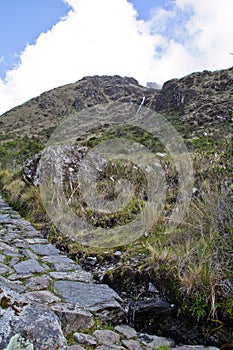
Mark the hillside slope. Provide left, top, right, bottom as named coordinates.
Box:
left=0, top=67, right=232, bottom=142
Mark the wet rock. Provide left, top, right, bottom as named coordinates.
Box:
left=128, top=299, right=174, bottom=327
left=51, top=302, right=94, bottom=335
left=115, top=325, right=137, bottom=339
left=93, top=330, right=120, bottom=346
left=54, top=281, right=125, bottom=323
left=73, top=332, right=97, bottom=346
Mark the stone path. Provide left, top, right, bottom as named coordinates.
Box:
left=0, top=194, right=220, bottom=350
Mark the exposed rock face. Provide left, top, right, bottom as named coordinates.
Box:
left=0, top=68, right=232, bottom=141
left=153, top=67, right=233, bottom=137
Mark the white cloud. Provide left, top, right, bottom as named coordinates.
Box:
left=0, top=0, right=232, bottom=115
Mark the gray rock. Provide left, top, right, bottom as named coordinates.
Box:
left=54, top=281, right=125, bottom=323
left=73, top=332, right=97, bottom=346
left=175, top=347, right=220, bottom=350
left=115, top=325, right=137, bottom=339
left=51, top=302, right=94, bottom=335
left=122, top=339, right=143, bottom=350
left=8, top=273, right=33, bottom=281
left=96, top=346, right=125, bottom=350
left=13, top=259, right=45, bottom=274
left=50, top=270, right=93, bottom=283
left=68, top=345, right=86, bottom=350
left=93, top=330, right=120, bottom=346
left=29, top=243, right=61, bottom=255
left=23, top=290, right=61, bottom=304
left=25, top=276, right=53, bottom=291
left=0, top=291, right=67, bottom=350
left=25, top=238, right=48, bottom=244
left=0, top=276, right=26, bottom=293
left=41, top=255, right=75, bottom=264
left=53, top=262, right=77, bottom=272
left=139, top=333, right=175, bottom=349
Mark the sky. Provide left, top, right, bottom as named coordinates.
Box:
left=0, top=0, right=232, bottom=115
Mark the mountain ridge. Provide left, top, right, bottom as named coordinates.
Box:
left=0, top=67, right=232, bottom=142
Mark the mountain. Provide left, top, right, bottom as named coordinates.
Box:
left=0, top=67, right=232, bottom=142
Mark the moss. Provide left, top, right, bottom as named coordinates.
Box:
left=4, top=334, right=34, bottom=350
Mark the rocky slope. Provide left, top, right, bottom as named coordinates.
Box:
left=0, top=67, right=232, bottom=142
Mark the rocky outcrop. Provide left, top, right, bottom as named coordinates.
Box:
left=0, top=68, right=232, bottom=141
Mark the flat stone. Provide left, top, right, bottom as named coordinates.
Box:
left=53, top=262, right=77, bottom=272
left=0, top=255, right=6, bottom=263
left=54, top=281, right=125, bottom=323
left=51, top=302, right=94, bottom=335
left=25, top=276, right=53, bottom=291
left=13, top=259, right=45, bottom=274
left=96, top=346, right=124, bottom=350
left=175, top=347, right=220, bottom=350
left=140, top=334, right=175, bottom=349
left=115, top=325, right=137, bottom=339
left=68, top=345, right=86, bottom=350
left=0, top=264, right=13, bottom=275
left=50, top=270, right=93, bottom=283
left=23, top=290, right=61, bottom=304
left=0, top=276, right=26, bottom=292
left=8, top=273, right=33, bottom=280
left=73, top=332, right=97, bottom=346
left=41, top=255, right=75, bottom=264
left=25, top=238, right=48, bottom=244
left=122, top=339, right=143, bottom=350
left=29, top=243, right=61, bottom=255
left=93, top=330, right=120, bottom=346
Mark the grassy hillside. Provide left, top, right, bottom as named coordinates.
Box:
left=0, top=71, right=232, bottom=337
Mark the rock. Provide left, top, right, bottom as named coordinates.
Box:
left=0, top=276, right=26, bottom=293
left=3, top=334, right=34, bottom=350
left=139, top=333, right=175, bottom=348
left=175, top=346, right=220, bottom=350
left=23, top=290, right=61, bottom=304
left=115, top=325, right=137, bottom=339
left=51, top=302, right=94, bottom=335
left=68, top=345, right=86, bottom=350
left=0, top=289, right=67, bottom=350
left=25, top=276, right=53, bottom=291
left=122, top=339, right=143, bottom=350
left=54, top=281, right=125, bottom=323
left=128, top=299, right=174, bottom=326
left=93, top=330, right=120, bottom=346
left=49, top=270, right=93, bottom=283
left=73, top=332, right=97, bottom=346
left=41, top=254, right=75, bottom=264
left=29, top=243, right=61, bottom=255
left=13, top=259, right=45, bottom=274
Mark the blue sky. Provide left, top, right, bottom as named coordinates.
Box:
left=0, top=0, right=232, bottom=114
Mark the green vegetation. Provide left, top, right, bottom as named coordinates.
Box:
left=0, top=117, right=232, bottom=329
